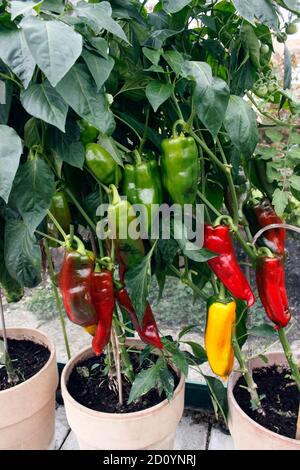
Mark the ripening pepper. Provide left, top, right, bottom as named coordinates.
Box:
left=108, top=185, right=144, bottom=270
left=85, top=143, right=122, bottom=185
left=244, top=198, right=285, bottom=255
left=161, top=132, right=199, bottom=205
left=256, top=255, right=291, bottom=329
left=48, top=191, right=71, bottom=246
left=205, top=296, right=236, bottom=380
left=116, top=286, right=163, bottom=350
left=59, top=238, right=97, bottom=327
left=79, top=119, right=99, bottom=146
left=89, top=268, right=115, bottom=356
left=204, top=224, right=255, bottom=307
left=122, top=151, right=163, bottom=233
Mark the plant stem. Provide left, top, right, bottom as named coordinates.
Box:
left=64, top=187, right=97, bottom=232
left=246, top=92, right=297, bottom=128
left=172, top=92, right=184, bottom=121
left=0, top=289, right=18, bottom=384
left=234, top=229, right=257, bottom=262
left=170, top=265, right=209, bottom=301
left=35, top=230, right=65, bottom=246
left=110, top=326, right=123, bottom=406
left=139, top=107, right=150, bottom=153
left=197, top=190, right=221, bottom=217
left=232, top=330, right=264, bottom=414
left=277, top=327, right=300, bottom=393
left=0, top=72, right=22, bottom=89
left=44, top=240, right=71, bottom=360
left=47, top=210, right=67, bottom=240
left=113, top=315, right=134, bottom=383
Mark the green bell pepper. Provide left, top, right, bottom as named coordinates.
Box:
left=79, top=119, right=99, bottom=146
left=85, top=143, right=121, bottom=186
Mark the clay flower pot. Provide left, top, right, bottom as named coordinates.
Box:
left=228, top=351, right=300, bottom=450
left=0, top=328, right=58, bottom=450
left=61, top=340, right=185, bottom=450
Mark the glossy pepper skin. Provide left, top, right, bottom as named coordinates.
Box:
left=244, top=199, right=285, bottom=255
left=90, top=270, right=115, bottom=356
left=161, top=134, right=199, bottom=205
left=85, top=143, right=121, bottom=186
left=116, top=287, right=163, bottom=350
left=205, top=297, right=236, bottom=380
left=122, top=156, right=163, bottom=232
left=48, top=191, right=71, bottom=245
left=79, top=119, right=99, bottom=146
left=108, top=185, right=144, bottom=270
left=204, top=224, right=255, bottom=307
left=256, top=256, right=291, bottom=329
left=59, top=247, right=97, bottom=327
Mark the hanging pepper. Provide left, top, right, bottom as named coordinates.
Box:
left=161, top=125, right=199, bottom=205
left=256, top=255, right=291, bottom=329
left=244, top=198, right=285, bottom=255
left=85, top=143, right=122, bottom=185
left=79, top=119, right=99, bottom=146
left=89, top=268, right=115, bottom=356
left=116, top=286, right=163, bottom=350
left=108, top=185, right=144, bottom=270
left=204, top=224, right=255, bottom=307
left=59, top=237, right=97, bottom=327
left=122, top=151, right=163, bottom=233
left=205, top=295, right=236, bottom=380
left=48, top=190, right=71, bottom=246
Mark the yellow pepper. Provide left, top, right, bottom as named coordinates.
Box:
left=205, top=297, right=236, bottom=380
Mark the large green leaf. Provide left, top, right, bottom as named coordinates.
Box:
left=46, top=120, right=85, bottom=169
left=162, top=0, right=192, bottom=14
left=163, top=50, right=184, bottom=75
left=232, top=0, right=279, bottom=31
left=73, top=1, right=129, bottom=43
left=21, top=15, right=82, bottom=87
left=5, top=219, right=42, bottom=288
left=0, top=125, right=22, bottom=203
left=82, top=50, right=115, bottom=91
left=0, top=28, right=35, bottom=88
left=204, top=374, right=228, bottom=423
left=9, top=158, right=55, bottom=233
left=0, top=220, right=23, bottom=303
left=56, top=63, right=115, bottom=135
left=182, top=61, right=229, bottom=140
left=224, top=95, right=258, bottom=157
left=20, top=81, right=68, bottom=132
left=159, top=366, right=175, bottom=402
left=145, top=80, right=173, bottom=112
left=128, top=358, right=163, bottom=404
left=10, top=0, right=43, bottom=20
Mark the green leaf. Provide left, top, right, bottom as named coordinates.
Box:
left=172, top=348, right=189, bottom=377
left=125, top=249, right=153, bottom=326
left=236, top=300, right=248, bottom=348
left=272, top=188, right=289, bottom=216
left=249, top=324, right=276, bottom=338
left=203, top=375, right=228, bottom=423
left=142, top=47, right=162, bottom=65
left=56, top=63, right=115, bottom=135
left=178, top=324, right=199, bottom=340
left=20, top=81, right=68, bottom=132
left=9, top=158, right=55, bottom=233
left=0, top=221, right=23, bottom=303
left=163, top=50, right=184, bottom=75
left=162, top=0, right=192, bottom=14
left=146, top=29, right=180, bottom=49
left=82, top=50, right=114, bottom=92
left=183, top=246, right=217, bottom=262
left=24, top=117, right=43, bottom=148
left=265, top=129, right=284, bottom=142
left=5, top=219, right=42, bottom=288
left=232, top=0, right=279, bottom=31
left=97, top=134, right=124, bottom=167
left=0, top=28, right=35, bottom=88
left=290, top=174, right=300, bottom=191
left=10, top=0, right=43, bottom=20
left=241, top=24, right=261, bottom=69
left=41, top=0, right=64, bottom=14
left=185, top=341, right=207, bottom=364
left=224, top=95, right=258, bottom=157
left=145, top=80, right=173, bottom=112
left=73, top=1, right=129, bottom=44
left=21, top=15, right=82, bottom=87
left=46, top=120, right=85, bottom=169
left=128, top=359, right=162, bottom=404
left=0, top=125, right=23, bottom=203
left=182, top=61, right=229, bottom=140
left=159, top=366, right=175, bottom=402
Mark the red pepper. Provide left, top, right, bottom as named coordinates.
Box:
left=59, top=246, right=97, bottom=327
left=252, top=199, right=285, bottom=255
left=116, top=287, right=163, bottom=349
left=256, top=256, right=291, bottom=329
left=204, top=224, right=255, bottom=307
left=90, top=269, right=115, bottom=356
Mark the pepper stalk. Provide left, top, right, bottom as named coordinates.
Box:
left=0, top=288, right=18, bottom=385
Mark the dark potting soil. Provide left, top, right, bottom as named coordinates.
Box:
left=234, top=365, right=299, bottom=439
left=67, top=352, right=179, bottom=413
left=0, top=338, right=50, bottom=391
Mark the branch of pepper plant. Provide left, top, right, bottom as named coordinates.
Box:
left=110, top=326, right=123, bottom=406
left=246, top=92, right=300, bottom=129
left=0, top=288, right=18, bottom=384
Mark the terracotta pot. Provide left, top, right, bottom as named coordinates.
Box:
left=0, top=328, right=58, bottom=450
left=61, top=339, right=185, bottom=450
left=228, top=351, right=300, bottom=450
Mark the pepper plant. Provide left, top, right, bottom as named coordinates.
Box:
left=0, top=0, right=300, bottom=414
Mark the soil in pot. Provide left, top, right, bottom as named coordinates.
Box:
left=67, top=352, right=179, bottom=414
left=0, top=338, right=50, bottom=391
left=234, top=364, right=300, bottom=439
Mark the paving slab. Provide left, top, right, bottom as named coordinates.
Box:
left=175, top=415, right=208, bottom=450
left=208, top=427, right=234, bottom=450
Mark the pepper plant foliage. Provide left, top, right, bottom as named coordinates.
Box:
left=0, top=0, right=300, bottom=393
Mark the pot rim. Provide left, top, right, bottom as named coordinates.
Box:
left=0, top=327, right=56, bottom=396
left=61, top=344, right=185, bottom=420
left=228, top=350, right=300, bottom=445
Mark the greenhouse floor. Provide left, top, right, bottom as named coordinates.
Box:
left=54, top=405, right=234, bottom=450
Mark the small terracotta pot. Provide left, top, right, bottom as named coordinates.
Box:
left=228, top=351, right=300, bottom=450
left=0, top=328, right=58, bottom=450
left=61, top=339, right=185, bottom=450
